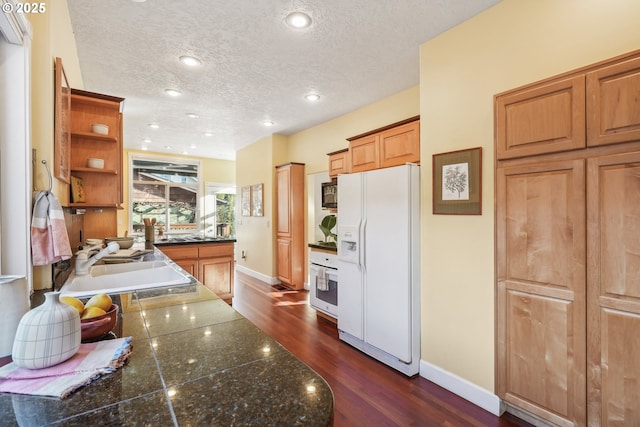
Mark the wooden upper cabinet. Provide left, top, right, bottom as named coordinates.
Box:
left=327, top=149, right=349, bottom=178
left=587, top=55, right=640, bottom=147
left=495, top=76, right=586, bottom=159
left=347, top=116, right=420, bottom=173
left=379, top=120, right=420, bottom=168
left=69, top=89, right=124, bottom=207
left=349, top=134, right=380, bottom=173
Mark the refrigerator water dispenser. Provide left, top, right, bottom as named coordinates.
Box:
left=338, top=226, right=359, bottom=264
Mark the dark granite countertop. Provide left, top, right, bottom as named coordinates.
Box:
left=0, top=250, right=333, bottom=426
left=152, top=236, right=236, bottom=247
left=308, top=243, right=337, bottom=252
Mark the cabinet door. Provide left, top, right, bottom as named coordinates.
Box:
left=496, top=76, right=586, bottom=159
left=328, top=150, right=349, bottom=178
left=379, top=120, right=420, bottom=168
left=200, top=256, right=234, bottom=300
left=175, top=258, right=197, bottom=278
left=276, top=166, right=291, bottom=236
left=587, top=55, right=640, bottom=147
left=276, top=238, right=292, bottom=284
left=587, top=151, right=640, bottom=426
left=496, top=159, right=586, bottom=427
left=349, top=134, right=380, bottom=172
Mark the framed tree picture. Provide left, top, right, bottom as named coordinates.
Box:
left=241, top=185, right=251, bottom=216
left=433, top=147, right=482, bottom=215
left=252, top=183, right=263, bottom=217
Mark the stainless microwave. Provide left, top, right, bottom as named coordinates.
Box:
left=321, top=180, right=337, bottom=209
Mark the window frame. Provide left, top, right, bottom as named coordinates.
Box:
left=129, top=153, right=202, bottom=236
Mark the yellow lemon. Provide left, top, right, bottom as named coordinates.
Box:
left=85, top=293, right=112, bottom=312
left=81, top=306, right=107, bottom=320
left=60, top=296, right=84, bottom=315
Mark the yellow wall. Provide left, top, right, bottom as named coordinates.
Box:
left=121, top=149, right=235, bottom=236
left=235, top=135, right=287, bottom=279
left=419, top=0, right=640, bottom=392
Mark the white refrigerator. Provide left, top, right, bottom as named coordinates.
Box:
left=337, top=163, right=420, bottom=376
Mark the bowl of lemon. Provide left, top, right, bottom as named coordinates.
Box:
left=61, top=293, right=119, bottom=341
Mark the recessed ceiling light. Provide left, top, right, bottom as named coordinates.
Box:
left=186, top=113, right=199, bottom=118
left=131, top=0, right=146, bottom=3
left=179, top=55, right=202, bottom=67
left=143, top=138, right=152, bottom=143
left=285, top=11, right=312, bottom=29
left=263, top=120, right=275, bottom=127
left=304, top=93, right=320, bottom=102
left=165, top=145, right=173, bottom=150
left=148, top=123, right=159, bottom=129
left=182, top=151, right=189, bottom=155
left=164, top=88, right=182, bottom=97
left=141, top=146, right=148, bottom=150
left=204, top=132, right=213, bottom=137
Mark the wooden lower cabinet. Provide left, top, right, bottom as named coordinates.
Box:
left=586, top=151, right=640, bottom=427
left=159, top=243, right=235, bottom=300
left=496, top=159, right=586, bottom=427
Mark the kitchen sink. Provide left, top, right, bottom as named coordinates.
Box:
left=61, top=260, right=192, bottom=297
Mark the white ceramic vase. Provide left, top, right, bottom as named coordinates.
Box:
left=12, top=291, right=81, bottom=369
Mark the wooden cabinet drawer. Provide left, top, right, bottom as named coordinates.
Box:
left=160, top=245, right=198, bottom=260
left=198, top=243, right=234, bottom=258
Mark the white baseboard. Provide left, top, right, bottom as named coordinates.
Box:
left=235, top=265, right=281, bottom=285
left=419, top=359, right=504, bottom=416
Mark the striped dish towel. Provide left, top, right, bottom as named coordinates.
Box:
left=0, top=337, right=132, bottom=399
left=31, top=191, right=72, bottom=266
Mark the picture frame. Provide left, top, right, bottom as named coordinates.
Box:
left=241, top=185, right=251, bottom=216
left=252, top=183, right=263, bottom=217
left=70, top=176, right=85, bottom=203
left=54, top=57, right=71, bottom=184
left=433, top=147, right=482, bottom=215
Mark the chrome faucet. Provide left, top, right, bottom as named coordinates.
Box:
left=74, top=242, right=120, bottom=275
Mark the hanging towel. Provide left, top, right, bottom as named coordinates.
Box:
left=0, top=337, right=132, bottom=399
left=316, top=267, right=329, bottom=291
left=30, top=191, right=72, bottom=266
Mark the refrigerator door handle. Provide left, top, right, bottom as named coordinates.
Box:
left=360, top=218, right=366, bottom=271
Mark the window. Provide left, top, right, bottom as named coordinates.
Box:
left=204, top=183, right=236, bottom=238
left=130, top=156, right=201, bottom=234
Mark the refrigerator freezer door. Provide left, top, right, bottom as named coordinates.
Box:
left=363, top=166, right=413, bottom=362
left=337, top=173, right=364, bottom=340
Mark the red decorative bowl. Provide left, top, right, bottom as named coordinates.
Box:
left=80, top=304, right=118, bottom=341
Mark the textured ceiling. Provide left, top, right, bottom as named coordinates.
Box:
left=67, top=0, right=499, bottom=160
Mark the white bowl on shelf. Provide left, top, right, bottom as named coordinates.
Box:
left=87, top=158, right=104, bottom=169
left=91, top=123, right=109, bottom=135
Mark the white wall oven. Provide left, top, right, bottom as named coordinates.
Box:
left=309, top=250, right=338, bottom=318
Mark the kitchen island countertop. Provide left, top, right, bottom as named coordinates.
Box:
left=0, top=249, right=334, bottom=426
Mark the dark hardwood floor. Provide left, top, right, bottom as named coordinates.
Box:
left=231, top=272, right=531, bottom=427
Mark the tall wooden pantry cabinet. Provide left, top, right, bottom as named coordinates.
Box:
left=275, top=163, right=305, bottom=289
left=495, top=50, right=640, bottom=427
